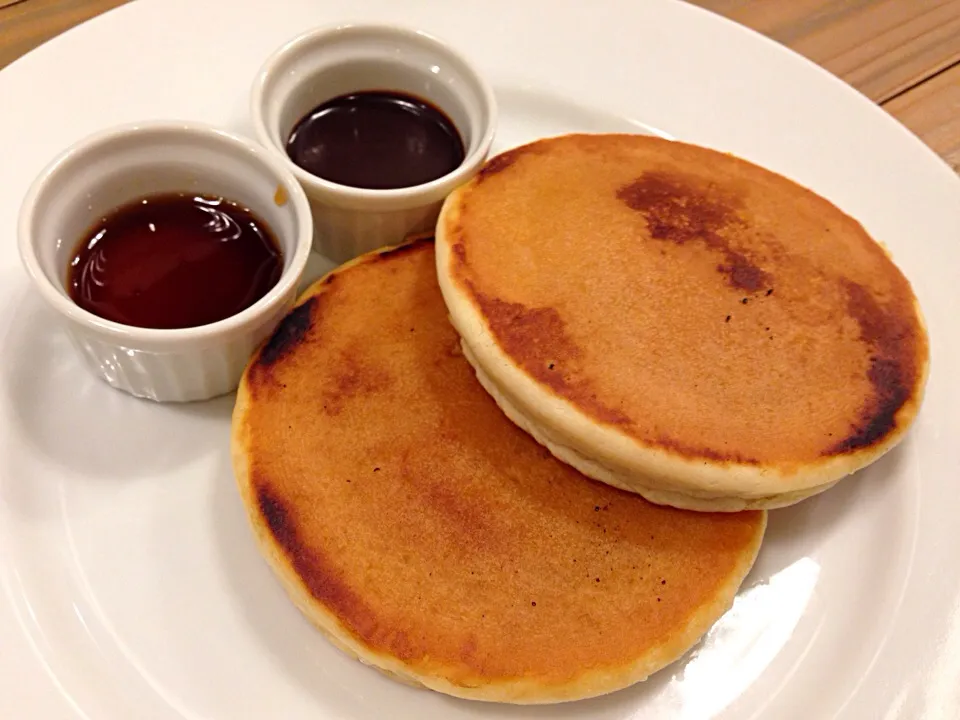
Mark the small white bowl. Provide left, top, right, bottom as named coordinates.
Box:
left=17, top=121, right=314, bottom=403
left=251, top=23, right=497, bottom=263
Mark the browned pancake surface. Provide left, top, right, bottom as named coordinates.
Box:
left=445, top=134, right=928, bottom=468
left=235, top=239, right=764, bottom=693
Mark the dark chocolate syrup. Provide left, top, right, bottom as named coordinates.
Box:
left=286, top=90, right=465, bottom=190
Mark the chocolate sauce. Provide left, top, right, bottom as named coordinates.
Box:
left=286, top=90, right=465, bottom=190
left=67, top=193, right=282, bottom=329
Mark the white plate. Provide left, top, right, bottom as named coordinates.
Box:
left=1, top=1, right=958, bottom=718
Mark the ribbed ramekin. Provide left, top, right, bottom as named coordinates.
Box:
left=17, top=121, right=314, bottom=402
left=250, top=22, right=497, bottom=263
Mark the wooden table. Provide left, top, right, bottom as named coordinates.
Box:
left=1, top=0, right=958, bottom=172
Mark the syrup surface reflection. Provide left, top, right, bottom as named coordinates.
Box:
left=68, top=193, right=282, bottom=330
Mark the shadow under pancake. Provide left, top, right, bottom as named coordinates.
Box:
left=748, top=446, right=906, bottom=584
left=440, top=665, right=680, bottom=719
left=0, top=289, right=241, bottom=484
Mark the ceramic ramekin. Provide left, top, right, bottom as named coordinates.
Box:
left=251, top=22, right=497, bottom=263
left=17, top=121, right=314, bottom=403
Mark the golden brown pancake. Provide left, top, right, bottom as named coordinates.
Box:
left=231, top=237, right=766, bottom=703
left=435, top=134, right=929, bottom=511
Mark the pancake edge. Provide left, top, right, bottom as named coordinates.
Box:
left=230, top=238, right=768, bottom=703
left=462, top=340, right=836, bottom=511
left=434, top=160, right=930, bottom=508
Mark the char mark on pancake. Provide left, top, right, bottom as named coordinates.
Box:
left=376, top=233, right=435, bottom=260
left=656, top=435, right=760, bottom=465
left=468, top=288, right=630, bottom=426
left=254, top=480, right=415, bottom=659
left=827, top=280, right=921, bottom=454
left=257, top=296, right=318, bottom=367
left=617, top=171, right=772, bottom=293
left=475, top=143, right=542, bottom=183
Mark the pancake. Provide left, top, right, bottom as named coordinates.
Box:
left=231, top=237, right=767, bottom=703
left=435, top=133, right=929, bottom=511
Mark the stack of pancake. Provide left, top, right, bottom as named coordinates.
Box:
left=231, top=134, right=928, bottom=703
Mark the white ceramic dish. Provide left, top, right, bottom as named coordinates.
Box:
left=251, top=22, right=497, bottom=263
left=17, top=121, right=314, bottom=403
left=0, top=1, right=958, bottom=718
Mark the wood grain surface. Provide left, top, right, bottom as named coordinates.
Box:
left=0, top=0, right=128, bottom=69
left=689, top=0, right=960, bottom=103
left=1, top=0, right=958, bottom=173
left=886, top=63, right=960, bottom=171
